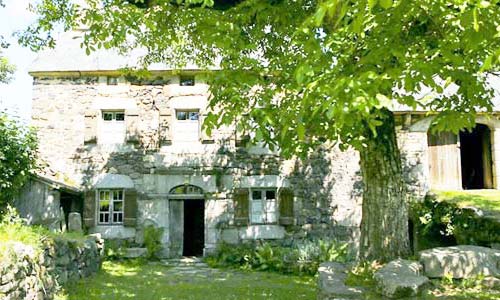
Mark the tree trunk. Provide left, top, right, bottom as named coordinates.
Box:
left=359, top=108, right=410, bottom=262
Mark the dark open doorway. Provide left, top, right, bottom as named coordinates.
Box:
left=460, top=124, right=493, bottom=189
left=183, top=200, right=205, bottom=256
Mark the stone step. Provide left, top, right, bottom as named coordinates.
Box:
left=161, top=257, right=208, bottom=268
left=124, top=248, right=148, bottom=258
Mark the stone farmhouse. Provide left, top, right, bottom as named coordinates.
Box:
left=17, top=30, right=500, bottom=258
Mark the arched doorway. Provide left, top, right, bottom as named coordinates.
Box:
left=427, top=123, right=494, bottom=190
left=459, top=124, right=494, bottom=189
left=169, top=185, right=205, bottom=257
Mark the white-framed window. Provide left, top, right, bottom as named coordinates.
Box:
left=173, top=109, right=200, bottom=142
left=250, top=189, right=277, bottom=224
left=100, top=110, right=126, bottom=144
left=98, top=189, right=124, bottom=225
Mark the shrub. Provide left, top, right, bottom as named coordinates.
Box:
left=103, top=239, right=127, bottom=260
left=0, top=112, right=38, bottom=211
left=144, top=225, right=164, bottom=260
left=410, top=195, right=500, bottom=251
left=206, top=238, right=349, bottom=276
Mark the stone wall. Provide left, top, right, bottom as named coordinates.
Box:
left=0, top=235, right=104, bottom=300
left=31, top=74, right=431, bottom=258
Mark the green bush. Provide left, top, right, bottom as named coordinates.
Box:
left=410, top=196, right=500, bottom=251
left=0, top=112, right=38, bottom=211
left=144, top=225, right=164, bottom=260
left=103, top=239, right=127, bottom=260
left=206, top=238, right=348, bottom=276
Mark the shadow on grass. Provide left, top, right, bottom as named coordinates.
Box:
left=56, top=260, right=316, bottom=300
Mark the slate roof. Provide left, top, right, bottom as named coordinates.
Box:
left=29, top=30, right=206, bottom=74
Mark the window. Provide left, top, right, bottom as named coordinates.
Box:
left=98, top=189, right=124, bottom=225
left=180, top=75, right=195, bottom=86
left=176, top=110, right=199, bottom=121
left=173, top=109, right=200, bottom=142
left=250, top=189, right=277, bottom=224
left=100, top=110, right=126, bottom=144
left=102, top=111, right=125, bottom=121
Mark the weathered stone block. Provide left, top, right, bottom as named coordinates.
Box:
left=317, top=262, right=365, bottom=300
left=374, top=259, right=429, bottom=299
left=419, top=245, right=500, bottom=278
left=68, top=212, right=83, bottom=233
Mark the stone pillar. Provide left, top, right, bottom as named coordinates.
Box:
left=492, top=128, right=500, bottom=189
left=68, top=212, right=83, bottom=233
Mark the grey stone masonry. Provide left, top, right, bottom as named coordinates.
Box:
left=419, top=245, right=500, bottom=279
left=30, top=73, right=433, bottom=257
left=0, top=234, right=104, bottom=300
left=373, top=259, right=429, bottom=299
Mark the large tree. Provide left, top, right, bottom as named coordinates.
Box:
left=20, top=0, right=500, bottom=261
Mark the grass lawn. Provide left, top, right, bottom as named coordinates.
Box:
left=55, top=260, right=316, bottom=300
left=433, top=190, right=500, bottom=214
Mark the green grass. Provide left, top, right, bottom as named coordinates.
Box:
left=433, top=190, right=500, bottom=214
left=55, top=260, right=317, bottom=300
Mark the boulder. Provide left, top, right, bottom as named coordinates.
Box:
left=68, top=212, right=83, bottom=233
left=317, top=262, right=365, bottom=300
left=419, top=245, right=500, bottom=279
left=481, top=276, right=500, bottom=290
left=374, top=259, right=429, bottom=299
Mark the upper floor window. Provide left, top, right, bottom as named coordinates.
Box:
left=180, top=75, right=195, bottom=86
left=176, top=110, right=199, bottom=121
left=173, top=109, right=200, bottom=142
left=98, top=189, right=124, bottom=225
left=100, top=110, right=125, bottom=144
left=250, top=189, right=277, bottom=224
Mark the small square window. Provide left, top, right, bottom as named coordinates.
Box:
left=103, top=112, right=113, bottom=121
left=115, top=113, right=125, bottom=121
left=252, top=190, right=262, bottom=200
left=266, top=190, right=276, bottom=200
left=180, top=75, right=195, bottom=86
left=176, top=111, right=187, bottom=120
left=188, top=112, right=199, bottom=120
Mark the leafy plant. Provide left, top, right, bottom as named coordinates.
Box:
left=144, top=225, right=163, bottom=260
left=0, top=112, right=38, bottom=211
left=345, top=260, right=382, bottom=288
left=206, top=238, right=349, bottom=276
left=410, top=195, right=500, bottom=251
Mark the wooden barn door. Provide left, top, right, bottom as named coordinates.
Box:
left=427, top=132, right=462, bottom=190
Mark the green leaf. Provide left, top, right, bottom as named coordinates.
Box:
left=379, top=0, right=393, bottom=9
left=368, top=0, right=378, bottom=10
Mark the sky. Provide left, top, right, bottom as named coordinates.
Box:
left=0, top=0, right=37, bottom=122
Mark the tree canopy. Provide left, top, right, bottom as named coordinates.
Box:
left=20, top=0, right=500, bottom=155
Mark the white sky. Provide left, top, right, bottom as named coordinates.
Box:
left=0, top=0, right=37, bottom=122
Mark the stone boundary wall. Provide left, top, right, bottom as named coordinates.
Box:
left=0, top=234, right=104, bottom=300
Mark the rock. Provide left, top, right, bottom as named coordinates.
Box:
left=419, top=245, right=500, bottom=278
left=124, top=248, right=148, bottom=258
left=317, top=262, right=365, bottom=300
left=68, top=213, right=83, bottom=233
left=374, top=259, right=429, bottom=299
left=482, top=276, right=500, bottom=290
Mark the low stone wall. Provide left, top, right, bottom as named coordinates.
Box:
left=0, top=234, right=104, bottom=300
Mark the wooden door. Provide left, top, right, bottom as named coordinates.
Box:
left=428, top=132, right=462, bottom=190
